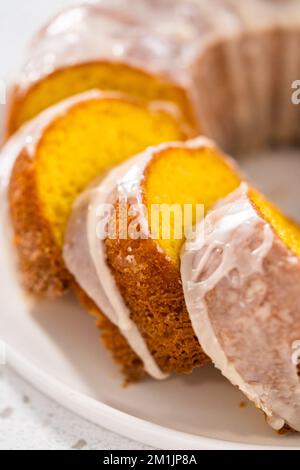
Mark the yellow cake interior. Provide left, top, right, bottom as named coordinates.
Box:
left=143, top=146, right=241, bottom=264
left=250, top=189, right=300, bottom=258
left=12, top=62, right=195, bottom=133
left=35, top=97, right=185, bottom=246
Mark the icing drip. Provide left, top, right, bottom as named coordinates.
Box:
left=185, top=183, right=274, bottom=297
left=64, top=152, right=168, bottom=380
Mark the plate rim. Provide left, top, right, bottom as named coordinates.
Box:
left=5, top=344, right=299, bottom=450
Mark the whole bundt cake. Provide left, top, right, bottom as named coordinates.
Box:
left=4, top=0, right=300, bottom=153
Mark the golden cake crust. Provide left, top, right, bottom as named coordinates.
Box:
left=105, top=202, right=209, bottom=376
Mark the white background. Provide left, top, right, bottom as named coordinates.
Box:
left=0, top=0, right=76, bottom=79
left=0, top=0, right=149, bottom=450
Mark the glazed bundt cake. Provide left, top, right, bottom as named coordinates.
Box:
left=5, top=0, right=300, bottom=152
left=3, top=0, right=300, bottom=433
left=63, top=137, right=242, bottom=380
left=181, top=184, right=300, bottom=432
left=7, top=90, right=187, bottom=297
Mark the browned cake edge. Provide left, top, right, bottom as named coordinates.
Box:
left=8, top=149, right=71, bottom=297
left=105, top=202, right=209, bottom=377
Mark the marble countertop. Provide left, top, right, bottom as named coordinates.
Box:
left=0, top=366, right=152, bottom=450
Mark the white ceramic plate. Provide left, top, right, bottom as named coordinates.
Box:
left=1, top=0, right=300, bottom=451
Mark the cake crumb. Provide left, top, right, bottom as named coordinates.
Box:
left=0, top=407, right=13, bottom=418
left=71, top=439, right=87, bottom=450
left=239, top=401, right=247, bottom=408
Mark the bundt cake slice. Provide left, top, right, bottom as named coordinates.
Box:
left=5, top=3, right=197, bottom=137
left=7, top=90, right=187, bottom=297
left=181, top=184, right=300, bottom=432
left=7, top=62, right=195, bottom=139
left=64, top=137, right=242, bottom=380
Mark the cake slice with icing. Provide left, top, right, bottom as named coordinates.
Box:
left=4, top=1, right=197, bottom=138
left=64, top=137, right=242, bottom=380
left=7, top=90, right=186, bottom=297
left=181, top=183, right=300, bottom=432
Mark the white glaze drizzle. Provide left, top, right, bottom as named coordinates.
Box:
left=181, top=183, right=278, bottom=424
left=87, top=154, right=170, bottom=379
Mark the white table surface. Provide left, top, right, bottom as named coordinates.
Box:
left=0, top=366, right=152, bottom=450
left=0, top=0, right=152, bottom=451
